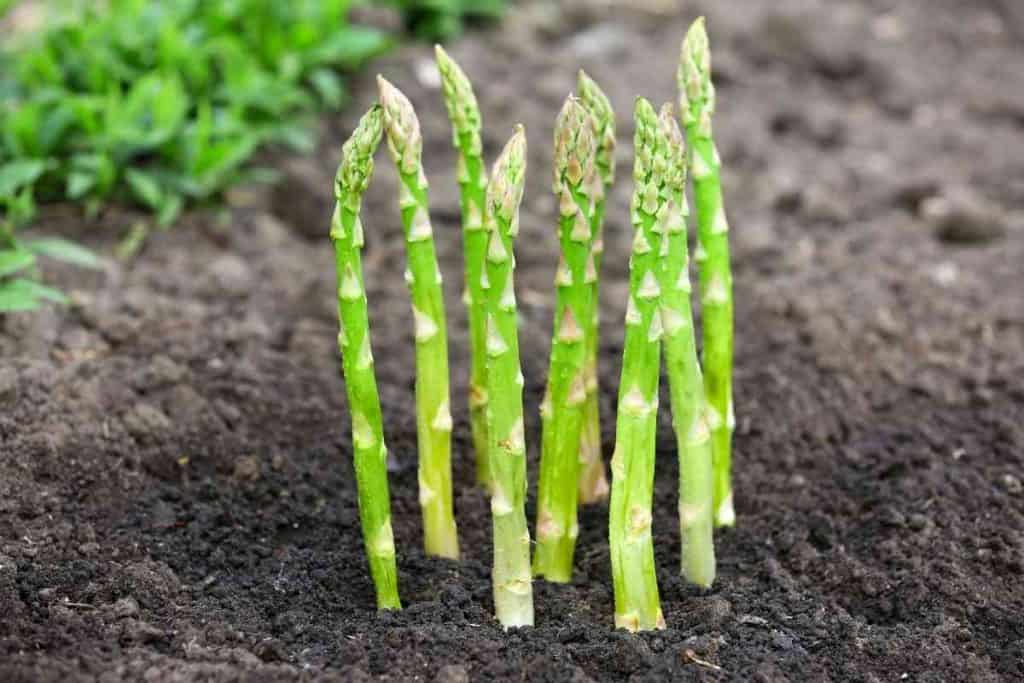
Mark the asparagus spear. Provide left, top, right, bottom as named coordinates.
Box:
left=483, top=126, right=534, bottom=628
left=330, top=106, right=401, bottom=609
left=576, top=70, right=616, bottom=505
left=658, top=103, right=715, bottom=588
left=435, top=46, right=492, bottom=490
left=378, top=77, right=460, bottom=559
left=608, top=97, right=668, bottom=632
left=678, top=18, right=736, bottom=527
left=533, top=97, right=598, bottom=582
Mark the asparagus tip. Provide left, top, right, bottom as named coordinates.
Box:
left=488, top=126, right=527, bottom=224
left=634, top=96, right=656, bottom=123
left=377, top=76, right=423, bottom=172
left=553, top=95, right=596, bottom=193
left=336, top=105, right=383, bottom=201
left=434, top=44, right=481, bottom=139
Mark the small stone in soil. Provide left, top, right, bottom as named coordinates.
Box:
left=999, top=474, right=1022, bottom=494
left=111, top=596, right=140, bottom=619
left=233, top=455, right=262, bottom=481
left=922, top=189, right=1009, bottom=245
left=434, top=664, right=469, bottom=683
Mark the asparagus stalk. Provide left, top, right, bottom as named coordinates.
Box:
left=330, top=106, right=401, bottom=610
left=576, top=70, right=616, bottom=505
left=435, top=46, right=492, bottom=490
left=533, top=97, right=598, bottom=582
left=608, top=97, right=669, bottom=632
left=657, top=104, right=715, bottom=588
left=483, top=126, right=534, bottom=627
left=378, top=77, right=460, bottom=559
left=678, top=18, right=736, bottom=527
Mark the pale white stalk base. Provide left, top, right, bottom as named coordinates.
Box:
left=715, top=493, right=735, bottom=527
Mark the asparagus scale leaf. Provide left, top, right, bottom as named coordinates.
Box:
left=330, top=106, right=401, bottom=610
left=483, top=127, right=534, bottom=628
left=678, top=18, right=736, bottom=527
left=378, top=77, right=460, bottom=559
left=435, top=45, right=492, bottom=490
left=576, top=70, right=616, bottom=505
left=533, top=97, right=598, bottom=582
left=609, top=98, right=669, bottom=632
left=658, top=104, right=716, bottom=588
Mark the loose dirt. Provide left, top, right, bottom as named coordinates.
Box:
left=2, top=1, right=1022, bottom=680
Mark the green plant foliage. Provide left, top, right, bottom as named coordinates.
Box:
left=0, top=231, right=103, bottom=312
left=0, top=153, right=103, bottom=312
left=0, top=0, right=391, bottom=227
left=389, top=0, right=506, bottom=40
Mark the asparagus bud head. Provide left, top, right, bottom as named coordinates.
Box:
left=378, top=75, right=424, bottom=175
left=435, top=45, right=483, bottom=152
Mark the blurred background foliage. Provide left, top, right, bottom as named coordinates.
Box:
left=387, top=0, right=506, bottom=40
left=0, top=0, right=506, bottom=311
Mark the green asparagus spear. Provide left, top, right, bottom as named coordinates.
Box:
left=435, top=46, right=492, bottom=490
left=608, top=97, right=669, bottom=632
left=658, top=103, right=715, bottom=588
left=483, top=126, right=534, bottom=628
left=378, top=76, right=460, bottom=559
left=534, top=97, right=598, bottom=582
left=331, top=106, right=401, bottom=610
left=576, top=70, right=616, bottom=505
left=678, top=18, right=736, bottom=527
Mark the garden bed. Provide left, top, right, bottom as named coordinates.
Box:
left=1, top=0, right=1022, bottom=680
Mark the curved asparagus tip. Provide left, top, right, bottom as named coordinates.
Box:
left=633, top=96, right=660, bottom=174
left=377, top=75, right=423, bottom=174
left=553, top=96, right=597, bottom=201
left=577, top=70, right=617, bottom=187
left=435, top=45, right=482, bottom=140
left=658, top=102, right=688, bottom=208
left=336, top=105, right=383, bottom=203
left=490, top=125, right=527, bottom=212
left=678, top=17, right=713, bottom=130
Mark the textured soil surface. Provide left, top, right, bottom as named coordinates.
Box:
left=3, top=0, right=1024, bottom=680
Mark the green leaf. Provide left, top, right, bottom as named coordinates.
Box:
left=25, top=238, right=103, bottom=269
left=0, top=159, right=48, bottom=197
left=124, top=168, right=164, bottom=210
left=0, top=248, right=37, bottom=277
left=0, top=283, right=42, bottom=312
left=3, top=187, right=38, bottom=227
left=156, top=195, right=183, bottom=227
left=308, top=68, right=347, bottom=109
left=0, top=277, right=67, bottom=312
left=308, top=27, right=392, bottom=68
left=67, top=171, right=96, bottom=199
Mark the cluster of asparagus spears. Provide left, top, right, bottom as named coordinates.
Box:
left=329, top=17, right=735, bottom=631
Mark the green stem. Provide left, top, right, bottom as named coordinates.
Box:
left=379, top=77, right=459, bottom=559
left=435, top=46, right=492, bottom=489
left=609, top=98, right=668, bottom=632
left=679, top=18, right=735, bottom=527
left=483, top=127, right=534, bottom=628
left=534, top=98, right=597, bottom=582
left=657, top=104, right=715, bottom=588
left=577, top=71, right=616, bottom=505
left=331, top=106, right=400, bottom=610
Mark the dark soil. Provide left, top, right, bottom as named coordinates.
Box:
left=3, top=0, right=1023, bottom=680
